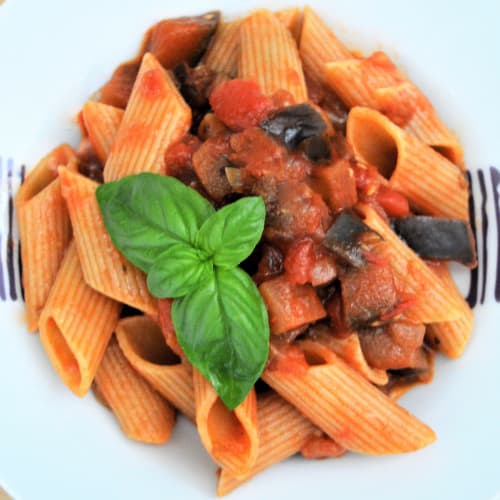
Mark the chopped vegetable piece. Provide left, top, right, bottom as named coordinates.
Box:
left=322, top=210, right=372, bottom=267
left=192, top=135, right=232, bottom=201
left=99, top=12, right=220, bottom=108
left=284, top=238, right=337, bottom=286
left=197, top=113, right=228, bottom=140
left=358, top=322, right=426, bottom=370
left=391, top=216, right=477, bottom=267
left=376, top=185, right=410, bottom=217
left=259, top=275, right=326, bottom=335
left=265, top=181, right=332, bottom=247
left=253, top=245, right=284, bottom=285
left=164, top=134, right=202, bottom=190
left=260, top=103, right=327, bottom=149
left=144, top=12, right=220, bottom=68
left=173, top=63, right=214, bottom=130
left=302, top=136, right=331, bottom=163
left=229, top=127, right=311, bottom=182
left=340, top=262, right=398, bottom=328
left=324, top=293, right=351, bottom=336
left=310, top=159, right=357, bottom=213
left=209, top=79, right=274, bottom=131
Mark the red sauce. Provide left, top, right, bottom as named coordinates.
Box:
left=209, top=79, right=274, bottom=131
left=230, top=128, right=311, bottom=183
left=301, top=435, right=345, bottom=459
left=267, top=343, right=309, bottom=376
left=139, top=68, right=166, bottom=99
left=284, top=239, right=316, bottom=285
left=376, top=185, right=410, bottom=217
left=118, top=121, right=153, bottom=149
left=164, top=134, right=201, bottom=176
left=284, top=238, right=337, bottom=286
left=365, top=51, right=401, bottom=77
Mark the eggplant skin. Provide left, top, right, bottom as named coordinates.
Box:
left=260, top=104, right=327, bottom=150
left=391, top=216, right=477, bottom=267
left=323, top=210, right=372, bottom=268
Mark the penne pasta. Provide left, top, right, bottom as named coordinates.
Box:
left=358, top=204, right=465, bottom=324
left=325, top=333, right=389, bottom=386
left=204, top=20, right=241, bottom=85
left=95, top=337, right=176, bottom=444
left=39, top=242, right=121, bottom=396
left=81, top=101, right=124, bottom=164
left=347, top=107, right=468, bottom=220
left=217, top=391, right=316, bottom=496
left=15, top=145, right=78, bottom=332
left=193, top=368, right=259, bottom=477
left=103, top=52, right=192, bottom=182
left=324, top=56, right=399, bottom=109
left=426, top=263, right=474, bottom=359
left=299, top=6, right=351, bottom=86
left=59, top=167, right=157, bottom=315
left=325, top=54, right=464, bottom=165
left=263, top=340, right=436, bottom=455
left=275, top=7, right=303, bottom=42
left=239, top=9, right=307, bottom=103
left=115, top=315, right=195, bottom=421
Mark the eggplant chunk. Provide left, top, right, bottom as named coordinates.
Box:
left=358, top=322, right=426, bottom=370
left=192, top=136, right=231, bottom=201
left=340, top=262, right=398, bottom=329
left=99, top=11, right=220, bottom=108
left=260, top=104, right=327, bottom=149
left=391, top=216, right=477, bottom=267
left=302, top=136, right=331, bottom=163
left=323, top=210, right=372, bottom=267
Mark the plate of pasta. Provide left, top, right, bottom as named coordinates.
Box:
left=1, top=1, right=499, bottom=499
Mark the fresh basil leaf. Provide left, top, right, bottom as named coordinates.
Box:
left=172, top=266, right=269, bottom=409
left=195, top=197, right=265, bottom=268
left=147, top=244, right=213, bottom=298
left=96, top=173, right=215, bottom=273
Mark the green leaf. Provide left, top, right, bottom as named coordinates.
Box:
left=172, top=267, right=269, bottom=409
left=195, top=197, right=265, bottom=268
left=147, top=244, right=213, bottom=298
left=96, top=173, right=214, bottom=273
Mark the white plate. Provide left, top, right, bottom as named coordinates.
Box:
left=1, top=1, right=499, bottom=499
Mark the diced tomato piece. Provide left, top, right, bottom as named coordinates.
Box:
left=284, top=239, right=315, bottom=285
left=311, top=159, right=357, bottom=212
left=353, top=163, right=382, bottom=195
left=284, top=238, right=336, bottom=286
left=376, top=185, right=410, bottom=217
left=259, top=275, right=326, bottom=335
left=209, top=79, right=274, bottom=131
left=229, top=128, right=312, bottom=182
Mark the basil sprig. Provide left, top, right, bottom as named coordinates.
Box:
left=96, top=173, right=269, bottom=410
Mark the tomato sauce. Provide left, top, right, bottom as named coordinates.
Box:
left=210, top=79, right=274, bottom=131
